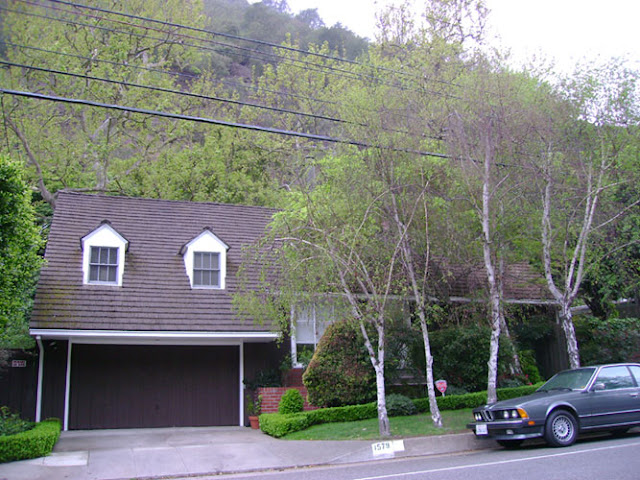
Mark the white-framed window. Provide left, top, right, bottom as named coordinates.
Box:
left=181, top=229, right=229, bottom=289
left=290, top=302, right=336, bottom=367
left=193, top=251, right=221, bottom=287
left=89, top=246, right=119, bottom=284
left=81, top=222, right=128, bottom=286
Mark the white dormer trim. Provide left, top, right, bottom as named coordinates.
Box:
left=81, top=221, right=128, bottom=286
left=181, top=229, right=229, bottom=289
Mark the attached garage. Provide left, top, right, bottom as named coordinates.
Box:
left=68, top=345, right=239, bottom=430
left=30, top=194, right=283, bottom=430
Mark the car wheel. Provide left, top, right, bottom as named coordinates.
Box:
left=497, top=440, right=523, bottom=449
left=544, top=409, right=578, bottom=447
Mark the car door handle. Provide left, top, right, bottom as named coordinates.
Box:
left=631, top=393, right=639, bottom=398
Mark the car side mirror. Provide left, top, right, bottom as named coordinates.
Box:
left=592, top=382, right=605, bottom=391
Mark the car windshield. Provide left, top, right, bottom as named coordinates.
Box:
left=538, top=367, right=597, bottom=391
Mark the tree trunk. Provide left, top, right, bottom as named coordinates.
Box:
left=359, top=318, right=390, bottom=437
left=486, top=291, right=501, bottom=404
left=386, top=188, right=442, bottom=427
left=374, top=362, right=390, bottom=436
left=498, top=257, right=522, bottom=376
left=481, top=132, right=501, bottom=405
left=559, top=304, right=581, bottom=369
left=420, top=318, right=443, bottom=427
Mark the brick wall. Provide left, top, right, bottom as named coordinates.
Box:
left=257, top=386, right=318, bottom=413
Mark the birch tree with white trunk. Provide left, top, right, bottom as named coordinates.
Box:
left=537, top=62, right=640, bottom=369
left=268, top=155, right=407, bottom=437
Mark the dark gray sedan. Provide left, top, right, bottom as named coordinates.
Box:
left=467, top=363, right=640, bottom=448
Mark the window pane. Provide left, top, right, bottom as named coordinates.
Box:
left=295, top=306, right=315, bottom=344
left=107, top=266, right=117, bottom=283
left=596, top=366, right=635, bottom=390
left=89, top=247, right=119, bottom=284
left=630, top=366, right=640, bottom=386
left=193, top=252, right=220, bottom=287
left=108, top=248, right=117, bottom=265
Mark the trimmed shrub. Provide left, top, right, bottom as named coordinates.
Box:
left=259, top=413, right=309, bottom=438
left=303, top=320, right=376, bottom=407
left=386, top=394, right=417, bottom=417
left=305, top=402, right=377, bottom=425
left=278, top=389, right=304, bottom=415
left=259, top=384, right=544, bottom=438
left=0, top=407, right=34, bottom=436
left=0, top=418, right=61, bottom=463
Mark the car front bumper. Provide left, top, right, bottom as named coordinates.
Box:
left=467, top=420, right=544, bottom=441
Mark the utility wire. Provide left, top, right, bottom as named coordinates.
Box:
left=9, top=2, right=368, bottom=85
left=0, top=60, right=360, bottom=126
left=13, top=0, right=448, bottom=96
left=3, top=42, right=344, bottom=110
left=44, top=0, right=363, bottom=67
left=0, top=88, right=451, bottom=159
left=2, top=42, right=200, bottom=80
left=2, top=43, right=434, bottom=138
left=42, top=0, right=440, bottom=86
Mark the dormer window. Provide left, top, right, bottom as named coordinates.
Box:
left=193, top=252, right=221, bottom=287
left=89, top=246, right=119, bottom=283
left=181, top=229, right=229, bottom=289
left=81, top=221, right=128, bottom=286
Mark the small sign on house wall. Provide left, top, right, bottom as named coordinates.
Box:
left=11, top=360, right=27, bottom=368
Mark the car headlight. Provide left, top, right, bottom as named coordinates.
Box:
left=500, top=409, right=529, bottom=419
left=474, top=413, right=482, bottom=421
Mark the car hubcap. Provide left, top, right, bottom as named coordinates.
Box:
left=553, top=416, right=573, bottom=440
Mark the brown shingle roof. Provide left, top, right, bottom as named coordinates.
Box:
left=31, top=192, right=277, bottom=332
left=432, top=259, right=552, bottom=303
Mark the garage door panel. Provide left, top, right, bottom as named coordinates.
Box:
left=70, top=345, right=239, bottom=429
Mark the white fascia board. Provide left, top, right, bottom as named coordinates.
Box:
left=30, top=329, right=279, bottom=345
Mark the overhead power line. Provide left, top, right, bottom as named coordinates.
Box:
left=14, top=0, right=452, bottom=96
left=3, top=42, right=345, bottom=110
left=10, top=2, right=368, bottom=85
left=0, top=60, right=359, bottom=126
left=0, top=88, right=451, bottom=160
left=42, top=0, right=443, bottom=86
left=43, top=0, right=362, bottom=67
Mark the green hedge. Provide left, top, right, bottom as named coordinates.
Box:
left=260, top=383, right=543, bottom=438
left=0, top=418, right=61, bottom=463
left=259, top=413, right=310, bottom=438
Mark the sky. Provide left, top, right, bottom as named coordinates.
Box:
left=263, top=0, right=640, bottom=74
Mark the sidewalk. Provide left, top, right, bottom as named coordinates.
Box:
left=0, top=426, right=492, bottom=480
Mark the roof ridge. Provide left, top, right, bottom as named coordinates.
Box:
left=56, top=190, right=279, bottom=212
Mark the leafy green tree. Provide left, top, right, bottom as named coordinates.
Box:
left=535, top=61, right=640, bottom=368
left=0, top=155, right=43, bottom=353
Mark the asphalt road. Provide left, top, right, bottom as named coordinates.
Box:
left=208, top=432, right=640, bottom=480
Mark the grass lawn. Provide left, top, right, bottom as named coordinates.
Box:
left=283, top=408, right=473, bottom=441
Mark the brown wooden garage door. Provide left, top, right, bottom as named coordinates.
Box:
left=69, top=345, right=239, bottom=429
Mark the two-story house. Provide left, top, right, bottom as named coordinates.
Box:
left=30, top=192, right=283, bottom=430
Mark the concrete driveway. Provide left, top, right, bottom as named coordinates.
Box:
left=0, top=426, right=489, bottom=480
